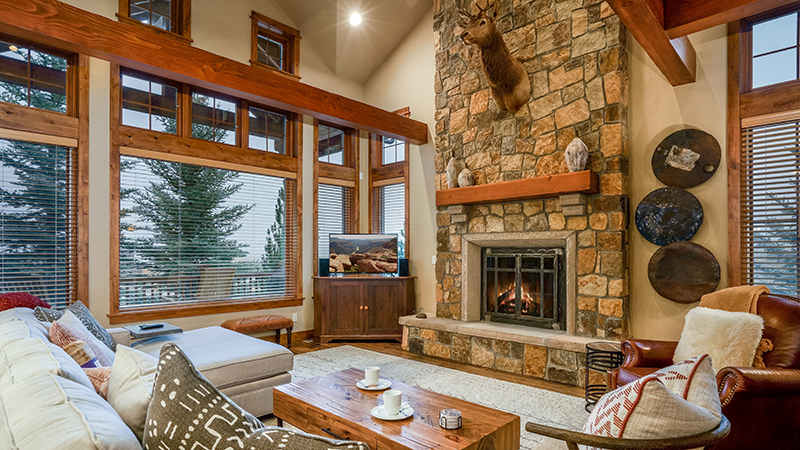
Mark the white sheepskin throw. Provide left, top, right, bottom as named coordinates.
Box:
left=673, top=306, right=764, bottom=373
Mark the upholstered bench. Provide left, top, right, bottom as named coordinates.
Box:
left=118, top=326, right=293, bottom=417
left=222, top=315, right=294, bottom=348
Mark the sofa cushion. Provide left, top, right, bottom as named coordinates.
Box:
left=50, top=311, right=115, bottom=366
left=674, top=306, right=764, bottom=373
left=135, top=326, right=292, bottom=389
left=0, top=308, right=49, bottom=341
left=35, top=300, right=116, bottom=351
left=143, top=343, right=366, bottom=450
left=107, top=345, right=158, bottom=441
left=0, top=336, right=94, bottom=391
left=0, top=373, right=140, bottom=450
left=0, top=292, right=49, bottom=312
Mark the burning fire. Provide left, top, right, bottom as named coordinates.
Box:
left=497, top=283, right=539, bottom=315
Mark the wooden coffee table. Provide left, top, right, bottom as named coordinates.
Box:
left=273, top=367, right=520, bottom=450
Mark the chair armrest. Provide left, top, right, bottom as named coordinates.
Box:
left=620, top=339, right=678, bottom=368
left=717, top=367, right=800, bottom=406
left=524, top=415, right=730, bottom=450
left=107, top=327, right=131, bottom=347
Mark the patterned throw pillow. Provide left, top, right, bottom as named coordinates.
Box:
left=582, top=356, right=722, bottom=448
left=0, top=292, right=50, bottom=312
left=35, top=301, right=116, bottom=351
left=84, top=367, right=112, bottom=398
left=50, top=319, right=114, bottom=366
left=144, top=343, right=369, bottom=450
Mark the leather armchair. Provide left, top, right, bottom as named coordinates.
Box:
left=609, top=294, right=800, bottom=450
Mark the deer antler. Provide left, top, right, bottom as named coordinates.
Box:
left=457, top=7, right=472, bottom=25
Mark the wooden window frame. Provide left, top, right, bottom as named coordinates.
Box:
left=728, top=8, right=800, bottom=287
left=312, top=119, right=359, bottom=274
left=243, top=101, right=294, bottom=155
left=0, top=39, right=89, bottom=306
left=250, top=11, right=300, bottom=80
left=117, top=0, right=192, bottom=44
left=368, top=108, right=410, bottom=258
left=189, top=87, right=240, bottom=146
left=110, top=64, right=303, bottom=324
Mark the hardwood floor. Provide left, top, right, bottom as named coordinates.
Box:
left=289, top=339, right=585, bottom=398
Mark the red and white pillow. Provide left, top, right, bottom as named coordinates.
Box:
left=582, top=355, right=721, bottom=448
left=49, top=313, right=115, bottom=367
left=84, top=367, right=113, bottom=399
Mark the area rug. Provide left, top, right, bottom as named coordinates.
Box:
left=265, top=345, right=588, bottom=450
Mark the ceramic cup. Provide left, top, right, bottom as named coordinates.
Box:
left=383, top=390, right=402, bottom=416
left=365, top=366, right=380, bottom=386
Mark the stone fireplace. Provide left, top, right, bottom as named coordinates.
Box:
left=401, top=0, right=630, bottom=387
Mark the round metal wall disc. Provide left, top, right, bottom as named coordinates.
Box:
left=635, top=187, right=703, bottom=246
left=652, top=129, right=721, bottom=188
left=648, top=241, right=720, bottom=304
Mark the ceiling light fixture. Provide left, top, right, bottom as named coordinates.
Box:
left=8, top=45, right=18, bottom=51
left=349, top=13, right=361, bottom=26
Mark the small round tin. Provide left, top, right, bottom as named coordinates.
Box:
left=439, top=409, right=462, bottom=429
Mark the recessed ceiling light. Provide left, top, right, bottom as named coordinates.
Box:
left=8, top=45, right=18, bottom=51
left=349, top=13, right=361, bottom=26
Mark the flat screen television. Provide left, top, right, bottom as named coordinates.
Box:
left=329, top=233, right=398, bottom=274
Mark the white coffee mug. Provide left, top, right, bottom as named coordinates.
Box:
left=365, top=366, right=380, bottom=386
left=383, top=389, right=402, bottom=416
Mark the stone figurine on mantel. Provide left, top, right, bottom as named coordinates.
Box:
left=446, top=157, right=459, bottom=188
left=565, top=137, right=589, bottom=172
left=458, top=168, right=475, bottom=187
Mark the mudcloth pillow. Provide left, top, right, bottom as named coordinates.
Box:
left=144, top=343, right=369, bottom=450
left=35, top=300, right=116, bottom=351
left=0, top=292, right=50, bottom=311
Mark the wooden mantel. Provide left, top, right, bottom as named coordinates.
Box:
left=435, top=171, right=599, bottom=207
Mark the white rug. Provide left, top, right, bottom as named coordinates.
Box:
left=271, top=345, right=588, bottom=450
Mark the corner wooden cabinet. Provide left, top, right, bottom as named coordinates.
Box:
left=313, top=276, right=415, bottom=344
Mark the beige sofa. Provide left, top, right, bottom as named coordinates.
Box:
left=0, top=307, right=295, bottom=448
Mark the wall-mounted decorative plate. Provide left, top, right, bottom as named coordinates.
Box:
left=648, top=241, right=720, bottom=303
left=652, top=129, right=721, bottom=188
left=635, top=187, right=703, bottom=246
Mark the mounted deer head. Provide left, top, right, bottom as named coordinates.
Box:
left=456, top=0, right=531, bottom=114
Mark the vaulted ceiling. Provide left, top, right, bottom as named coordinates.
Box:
left=274, top=0, right=433, bottom=84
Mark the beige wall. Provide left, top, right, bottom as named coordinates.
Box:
left=628, top=25, right=729, bottom=340
left=364, top=9, right=437, bottom=316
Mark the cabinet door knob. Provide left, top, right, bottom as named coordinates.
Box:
left=359, top=305, right=364, bottom=310
left=364, top=305, right=369, bottom=310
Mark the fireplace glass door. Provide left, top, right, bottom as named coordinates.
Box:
left=482, top=247, right=564, bottom=330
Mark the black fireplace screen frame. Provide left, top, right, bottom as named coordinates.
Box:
left=481, top=247, right=566, bottom=330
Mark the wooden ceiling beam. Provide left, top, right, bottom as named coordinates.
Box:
left=0, top=0, right=428, bottom=145
left=664, top=0, right=798, bottom=38
left=607, top=0, right=696, bottom=86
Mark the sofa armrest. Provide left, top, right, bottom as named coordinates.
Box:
left=620, top=339, right=678, bottom=368
left=717, top=367, right=800, bottom=406
left=107, top=327, right=131, bottom=347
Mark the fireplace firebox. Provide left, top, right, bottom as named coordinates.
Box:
left=482, top=247, right=565, bottom=330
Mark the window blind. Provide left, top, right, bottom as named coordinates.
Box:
left=373, top=183, right=406, bottom=257
left=317, top=183, right=353, bottom=260
left=0, top=138, right=77, bottom=308
left=119, top=155, right=297, bottom=307
left=741, top=119, right=800, bottom=295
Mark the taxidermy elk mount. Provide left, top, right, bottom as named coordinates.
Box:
left=457, top=0, right=531, bottom=114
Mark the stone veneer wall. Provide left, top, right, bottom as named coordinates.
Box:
left=404, top=324, right=610, bottom=387
left=432, top=0, right=631, bottom=340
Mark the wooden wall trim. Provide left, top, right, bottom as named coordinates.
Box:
left=740, top=82, right=800, bottom=119
left=727, top=21, right=743, bottom=287
left=0, top=102, right=79, bottom=139
left=76, top=54, right=89, bottom=305
left=117, top=127, right=299, bottom=176
left=0, top=128, right=76, bottom=147
left=0, top=0, right=428, bottom=145
left=108, top=298, right=304, bottom=324
left=109, top=63, right=121, bottom=316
